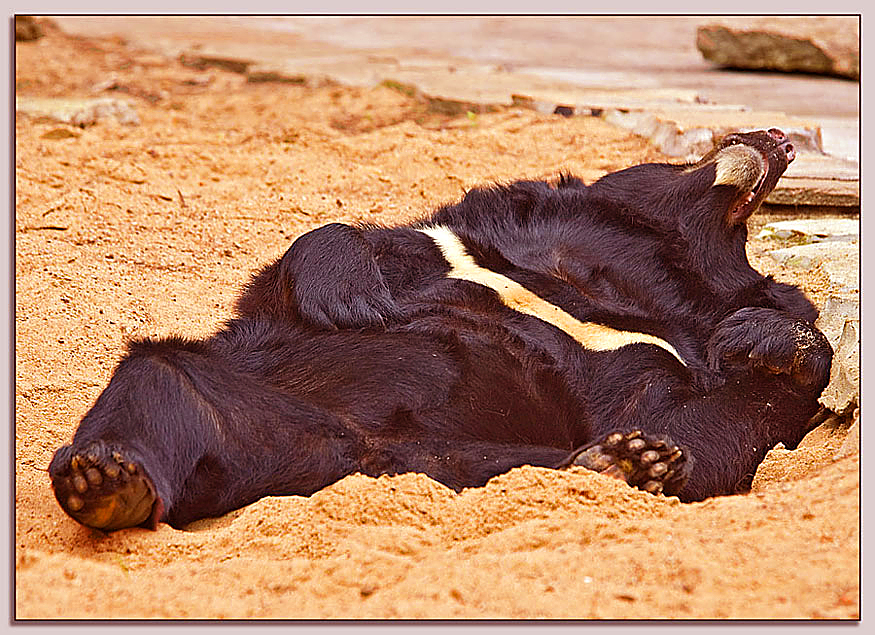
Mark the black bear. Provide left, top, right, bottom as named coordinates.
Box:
left=49, top=128, right=832, bottom=531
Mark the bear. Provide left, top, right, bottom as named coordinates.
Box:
left=48, top=128, right=833, bottom=532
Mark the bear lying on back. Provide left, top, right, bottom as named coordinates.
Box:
left=50, top=128, right=832, bottom=531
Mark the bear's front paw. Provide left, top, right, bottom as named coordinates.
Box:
left=707, top=307, right=833, bottom=392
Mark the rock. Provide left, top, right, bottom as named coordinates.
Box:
left=818, top=319, right=860, bottom=416
left=757, top=219, right=859, bottom=243
left=814, top=292, right=859, bottom=422
left=15, top=16, right=44, bottom=42
left=765, top=177, right=859, bottom=211
left=833, top=409, right=860, bottom=459
left=70, top=99, right=140, bottom=127
left=246, top=66, right=308, bottom=84
left=602, top=110, right=716, bottom=159
left=16, top=97, right=140, bottom=127
left=696, top=17, right=859, bottom=79
left=601, top=107, right=825, bottom=160
left=767, top=241, right=858, bottom=282
left=821, top=257, right=861, bottom=294
left=817, top=295, right=860, bottom=343
left=179, top=51, right=254, bottom=74
left=767, top=153, right=859, bottom=210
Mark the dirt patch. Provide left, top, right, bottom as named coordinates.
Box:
left=14, top=25, right=858, bottom=619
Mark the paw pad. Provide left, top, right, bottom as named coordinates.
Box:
left=569, top=430, right=689, bottom=497
left=50, top=442, right=160, bottom=531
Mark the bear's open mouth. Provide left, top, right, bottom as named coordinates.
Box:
left=731, top=158, right=769, bottom=219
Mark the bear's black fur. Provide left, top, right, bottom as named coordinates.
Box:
left=49, top=128, right=833, bottom=531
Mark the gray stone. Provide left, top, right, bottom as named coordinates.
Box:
left=601, top=107, right=824, bottom=161
left=601, top=110, right=715, bottom=160
left=70, top=99, right=141, bottom=127
left=821, top=256, right=861, bottom=294
left=817, top=296, right=859, bottom=343
left=764, top=178, right=859, bottom=210
left=696, top=17, right=859, bottom=79
left=769, top=188, right=860, bottom=212
left=766, top=151, right=860, bottom=210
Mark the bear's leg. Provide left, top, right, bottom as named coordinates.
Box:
left=607, top=367, right=827, bottom=502
left=236, top=222, right=403, bottom=329
left=48, top=351, right=221, bottom=531
left=583, top=307, right=834, bottom=501
left=49, top=345, right=363, bottom=531
left=361, top=434, right=689, bottom=498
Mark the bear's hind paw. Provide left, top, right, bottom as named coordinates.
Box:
left=50, top=441, right=162, bottom=531
left=566, top=430, right=689, bottom=497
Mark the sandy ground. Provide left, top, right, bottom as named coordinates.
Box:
left=14, top=23, right=859, bottom=620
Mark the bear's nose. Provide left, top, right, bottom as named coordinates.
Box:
left=767, top=128, right=787, bottom=142
left=768, top=128, right=795, bottom=163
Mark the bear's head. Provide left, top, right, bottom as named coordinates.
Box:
left=586, top=128, right=795, bottom=233
left=688, top=128, right=796, bottom=225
